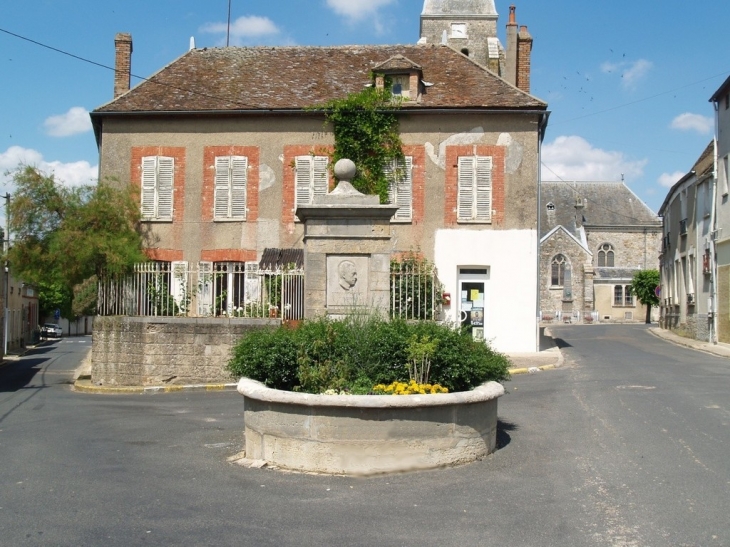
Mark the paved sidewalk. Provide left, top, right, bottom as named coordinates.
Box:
left=648, top=326, right=730, bottom=359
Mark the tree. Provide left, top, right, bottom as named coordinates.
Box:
left=6, top=165, right=147, bottom=319
left=314, top=85, right=405, bottom=203
left=630, top=269, right=660, bottom=324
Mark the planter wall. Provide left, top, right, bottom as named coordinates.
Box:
left=238, top=378, right=505, bottom=475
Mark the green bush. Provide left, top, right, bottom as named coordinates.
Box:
left=227, top=316, right=511, bottom=393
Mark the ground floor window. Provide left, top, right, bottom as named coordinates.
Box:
left=613, top=284, right=633, bottom=307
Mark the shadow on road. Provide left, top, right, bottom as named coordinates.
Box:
left=496, top=419, right=517, bottom=450
left=0, top=357, right=51, bottom=392
left=553, top=337, right=572, bottom=349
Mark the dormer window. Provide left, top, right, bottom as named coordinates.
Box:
left=546, top=202, right=555, bottom=211
left=372, top=55, right=423, bottom=103
left=390, top=74, right=410, bottom=99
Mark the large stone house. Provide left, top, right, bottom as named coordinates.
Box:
left=540, top=181, right=662, bottom=323
left=658, top=142, right=714, bottom=340
left=90, top=2, right=548, bottom=352
left=710, top=76, right=730, bottom=343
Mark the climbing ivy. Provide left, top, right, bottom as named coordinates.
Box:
left=314, top=82, right=405, bottom=203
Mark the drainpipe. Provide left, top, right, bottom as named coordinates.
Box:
left=536, top=112, right=550, bottom=351
left=710, top=114, right=719, bottom=344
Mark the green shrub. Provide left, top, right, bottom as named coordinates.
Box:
left=227, top=317, right=511, bottom=393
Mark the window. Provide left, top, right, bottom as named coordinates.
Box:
left=546, top=202, right=555, bottom=211
left=390, top=74, right=411, bottom=98
left=612, top=284, right=633, bottom=307
left=141, top=156, right=174, bottom=220
left=614, top=285, right=623, bottom=306
left=597, top=243, right=615, bottom=267
left=384, top=156, right=413, bottom=221
left=457, top=156, right=492, bottom=222
left=295, top=155, right=329, bottom=209
left=624, top=286, right=633, bottom=306
left=551, top=254, right=566, bottom=286
left=214, top=156, right=247, bottom=220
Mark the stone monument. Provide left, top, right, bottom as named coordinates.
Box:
left=296, top=159, right=398, bottom=318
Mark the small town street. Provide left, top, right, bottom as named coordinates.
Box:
left=0, top=325, right=728, bottom=546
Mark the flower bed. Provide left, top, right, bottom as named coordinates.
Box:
left=238, top=378, right=504, bottom=475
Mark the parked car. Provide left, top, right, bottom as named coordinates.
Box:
left=42, top=323, right=62, bottom=338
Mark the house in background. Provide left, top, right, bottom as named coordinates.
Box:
left=540, top=181, right=662, bottom=323
left=709, top=75, right=730, bottom=343
left=658, top=142, right=714, bottom=340
left=89, top=3, right=549, bottom=352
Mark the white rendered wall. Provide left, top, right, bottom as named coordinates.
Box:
left=435, top=229, right=538, bottom=353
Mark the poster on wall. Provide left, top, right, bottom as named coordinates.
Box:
left=471, top=307, right=484, bottom=327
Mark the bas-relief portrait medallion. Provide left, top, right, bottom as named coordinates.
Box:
left=326, top=255, right=369, bottom=308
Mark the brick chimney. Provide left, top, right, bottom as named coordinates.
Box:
left=505, top=6, right=518, bottom=87
left=505, top=7, right=534, bottom=94
left=114, top=33, right=133, bottom=99
left=516, top=25, right=533, bottom=93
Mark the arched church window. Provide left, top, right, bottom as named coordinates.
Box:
left=597, top=243, right=615, bottom=267
left=551, top=254, right=566, bottom=286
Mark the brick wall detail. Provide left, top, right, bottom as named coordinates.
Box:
left=201, top=146, right=260, bottom=222
left=282, top=145, right=334, bottom=227
left=131, top=146, right=186, bottom=224
left=444, top=145, right=505, bottom=226
left=144, top=248, right=184, bottom=262
left=200, top=249, right=257, bottom=263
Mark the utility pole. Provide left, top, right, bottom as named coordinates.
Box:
left=226, top=0, right=232, bottom=47
left=3, top=192, right=10, bottom=357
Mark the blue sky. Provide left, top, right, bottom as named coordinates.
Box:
left=1, top=0, right=729, bottom=215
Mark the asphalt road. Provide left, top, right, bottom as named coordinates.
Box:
left=0, top=326, right=728, bottom=546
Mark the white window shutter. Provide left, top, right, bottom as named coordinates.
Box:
left=312, top=156, right=329, bottom=198
left=295, top=156, right=313, bottom=208
left=214, top=156, right=231, bottom=219
left=141, top=156, right=157, bottom=218
left=387, top=156, right=412, bottom=221
left=230, top=156, right=248, bottom=219
left=457, top=156, right=475, bottom=221
left=197, top=261, right=214, bottom=316
left=475, top=156, right=492, bottom=221
left=156, top=156, right=174, bottom=220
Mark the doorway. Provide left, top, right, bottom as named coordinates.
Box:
left=458, top=267, right=489, bottom=340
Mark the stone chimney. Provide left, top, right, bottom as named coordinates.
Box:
left=114, top=33, right=133, bottom=99
left=505, top=6, right=518, bottom=87
left=505, top=7, right=533, bottom=94
left=516, top=25, right=533, bottom=93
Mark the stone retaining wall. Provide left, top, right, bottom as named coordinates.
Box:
left=92, top=316, right=277, bottom=386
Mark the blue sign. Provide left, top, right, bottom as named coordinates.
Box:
left=54, top=308, right=61, bottom=320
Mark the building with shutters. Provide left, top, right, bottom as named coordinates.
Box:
left=90, top=2, right=548, bottom=352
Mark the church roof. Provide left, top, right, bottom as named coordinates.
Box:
left=421, top=0, right=498, bottom=16
left=93, top=44, right=546, bottom=114
left=540, top=181, right=661, bottom=239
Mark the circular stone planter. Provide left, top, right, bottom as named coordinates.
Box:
left=237, top=378, right=505, bottom=476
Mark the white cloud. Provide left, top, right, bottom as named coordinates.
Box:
left=43, top=107, right=92, bottom=137
left=670, top=113, right=713, bottom=134
left=326, top=0, right=396, bottom=31
left=1, top=146, right=97, bottom=188
left=658, top=171, right=685, bottom=188
left=541, top=135, right=647, bottom=181
left=200, top=15, right=282, bottom=45
left=600, top=59, right=652, bottom=89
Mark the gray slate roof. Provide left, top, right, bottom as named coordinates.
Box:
left=93, top=44, right=546, bottom=114
left=594, top=267, right=641, bottom=280
left=541, top=181, right=660, bottom=239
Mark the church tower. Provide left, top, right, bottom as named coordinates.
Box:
left=419, top=1, right=534, bottom=93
